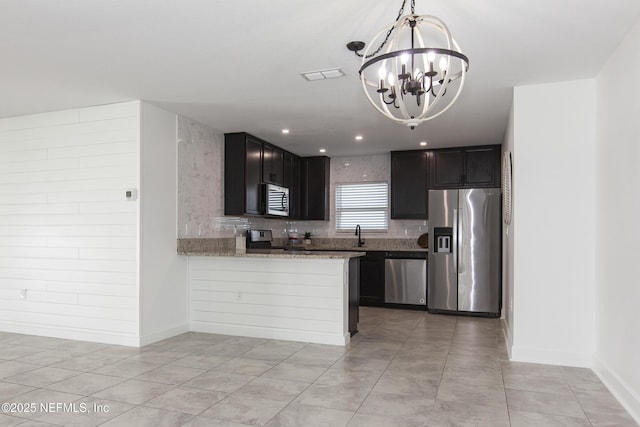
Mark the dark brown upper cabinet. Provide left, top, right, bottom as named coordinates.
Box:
left=430, top=145, right=500, bottom=189
left=464, top=146, right=501, bottom=187
left=430, top=148, right=464, bottom=189
left=225, top=132, right=325, bottom=219
left=262, top=143, right=284, bottom=185
left=224, top=132, right=264, bottom=216
left=390, top=150, right=430, bottom=219
left=301, top=156, right=330, bottom=220
left=283, top=152, right=301, bottom=219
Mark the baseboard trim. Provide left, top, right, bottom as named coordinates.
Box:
left=501, top=319, right=513, bottom=360
left=0, top=321, right=139, bottom=347
left=510, top=345, right=592, bottom=367
left=593, top=357, right=640, bottom=424
left=139, top=323, right=190, bottom=347
left=190, top=321, right=349, bottom=346
left=0, top=320, right=346, bottom=347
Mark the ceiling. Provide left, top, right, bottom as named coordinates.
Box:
left=2, top=0, right=640, bottom=157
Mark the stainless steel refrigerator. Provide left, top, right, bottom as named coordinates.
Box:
left=428, top=188, right=501, bottom=316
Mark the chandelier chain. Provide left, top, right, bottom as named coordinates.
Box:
left=354, top=0, right=409, bottom=58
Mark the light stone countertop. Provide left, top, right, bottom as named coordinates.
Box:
left=273, top=237, right=427, bottom=252
left=180, top=248, right=365, bottom=259
left=177, top=237, right=428, bottom=255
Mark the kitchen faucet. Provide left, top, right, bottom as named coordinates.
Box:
left=355, top=224, right=364, bottom=247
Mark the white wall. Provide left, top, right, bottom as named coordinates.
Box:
left=511, top=79, right=596, bottom=367
left=501, top=102, right=515, bottom=356
left=0, top=101, right=141, bottom=345
left=139, top=103, right=188, bottom=345
left=594, top=19, right=640, bottom=421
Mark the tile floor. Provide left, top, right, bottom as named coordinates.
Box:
left=0, top=307, right=636, bottom=426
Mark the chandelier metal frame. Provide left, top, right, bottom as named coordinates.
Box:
left=347, top=0, right=469, bottom=129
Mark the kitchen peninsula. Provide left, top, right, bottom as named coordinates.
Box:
left=179, top=241, right=363, bottom=346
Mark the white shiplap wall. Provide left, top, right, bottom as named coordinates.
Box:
left=189, top=256, right=350, bottom=345
left=0, top=101, right=141, bottom=345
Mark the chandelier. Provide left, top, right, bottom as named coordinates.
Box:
left=347, top=0, right=469, bottom=129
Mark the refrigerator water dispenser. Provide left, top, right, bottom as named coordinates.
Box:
left=433, top=227, right=453, bottom=253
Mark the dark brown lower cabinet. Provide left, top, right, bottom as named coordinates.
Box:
left=349, top=257, right=360, bottom=336
left=359, top=251, right=385, bottom=306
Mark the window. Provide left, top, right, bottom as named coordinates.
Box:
left=335, top=182, right=388, bottom=232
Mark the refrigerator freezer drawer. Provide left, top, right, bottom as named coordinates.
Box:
left=384, top=259, right=427, bottom=305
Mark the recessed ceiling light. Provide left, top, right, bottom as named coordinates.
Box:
left=355, top=135, right=363, bottom=141
left=344, top=162, right=350, bottom=166
left=419, top=141, right=427, bottom=146
left=319, top=148, right=326, bottom=153
left=282, top=129, right=290, bottom=134
left=300, top=68, right=345, bottom=81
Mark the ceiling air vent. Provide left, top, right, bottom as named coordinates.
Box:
left=300, top=68, right=345, bottom=81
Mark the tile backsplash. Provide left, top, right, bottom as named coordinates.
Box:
left=177, top=118, right=427, bottom=240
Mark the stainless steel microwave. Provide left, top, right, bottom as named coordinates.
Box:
left=265, top=183, right=289, bottom=216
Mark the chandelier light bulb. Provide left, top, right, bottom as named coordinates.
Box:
left=400, top=53, right=409, bottom=65
left=378, top=65, right=387, bottom=79
left=388, top=73, right=395, bottom=85
left=439, top=57, right=448, bottom=72
left=377, top=65, right=388, bottom=91
left=427, top=51, right=436, bottom=63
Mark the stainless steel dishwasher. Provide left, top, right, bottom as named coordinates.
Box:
left=384, top=251, right=427, bottom=305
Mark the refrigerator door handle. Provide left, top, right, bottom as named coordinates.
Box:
left=452, top=208, right=458, bottom=273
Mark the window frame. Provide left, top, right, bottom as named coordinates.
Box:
left=334, top=181, right=389, bottom=233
